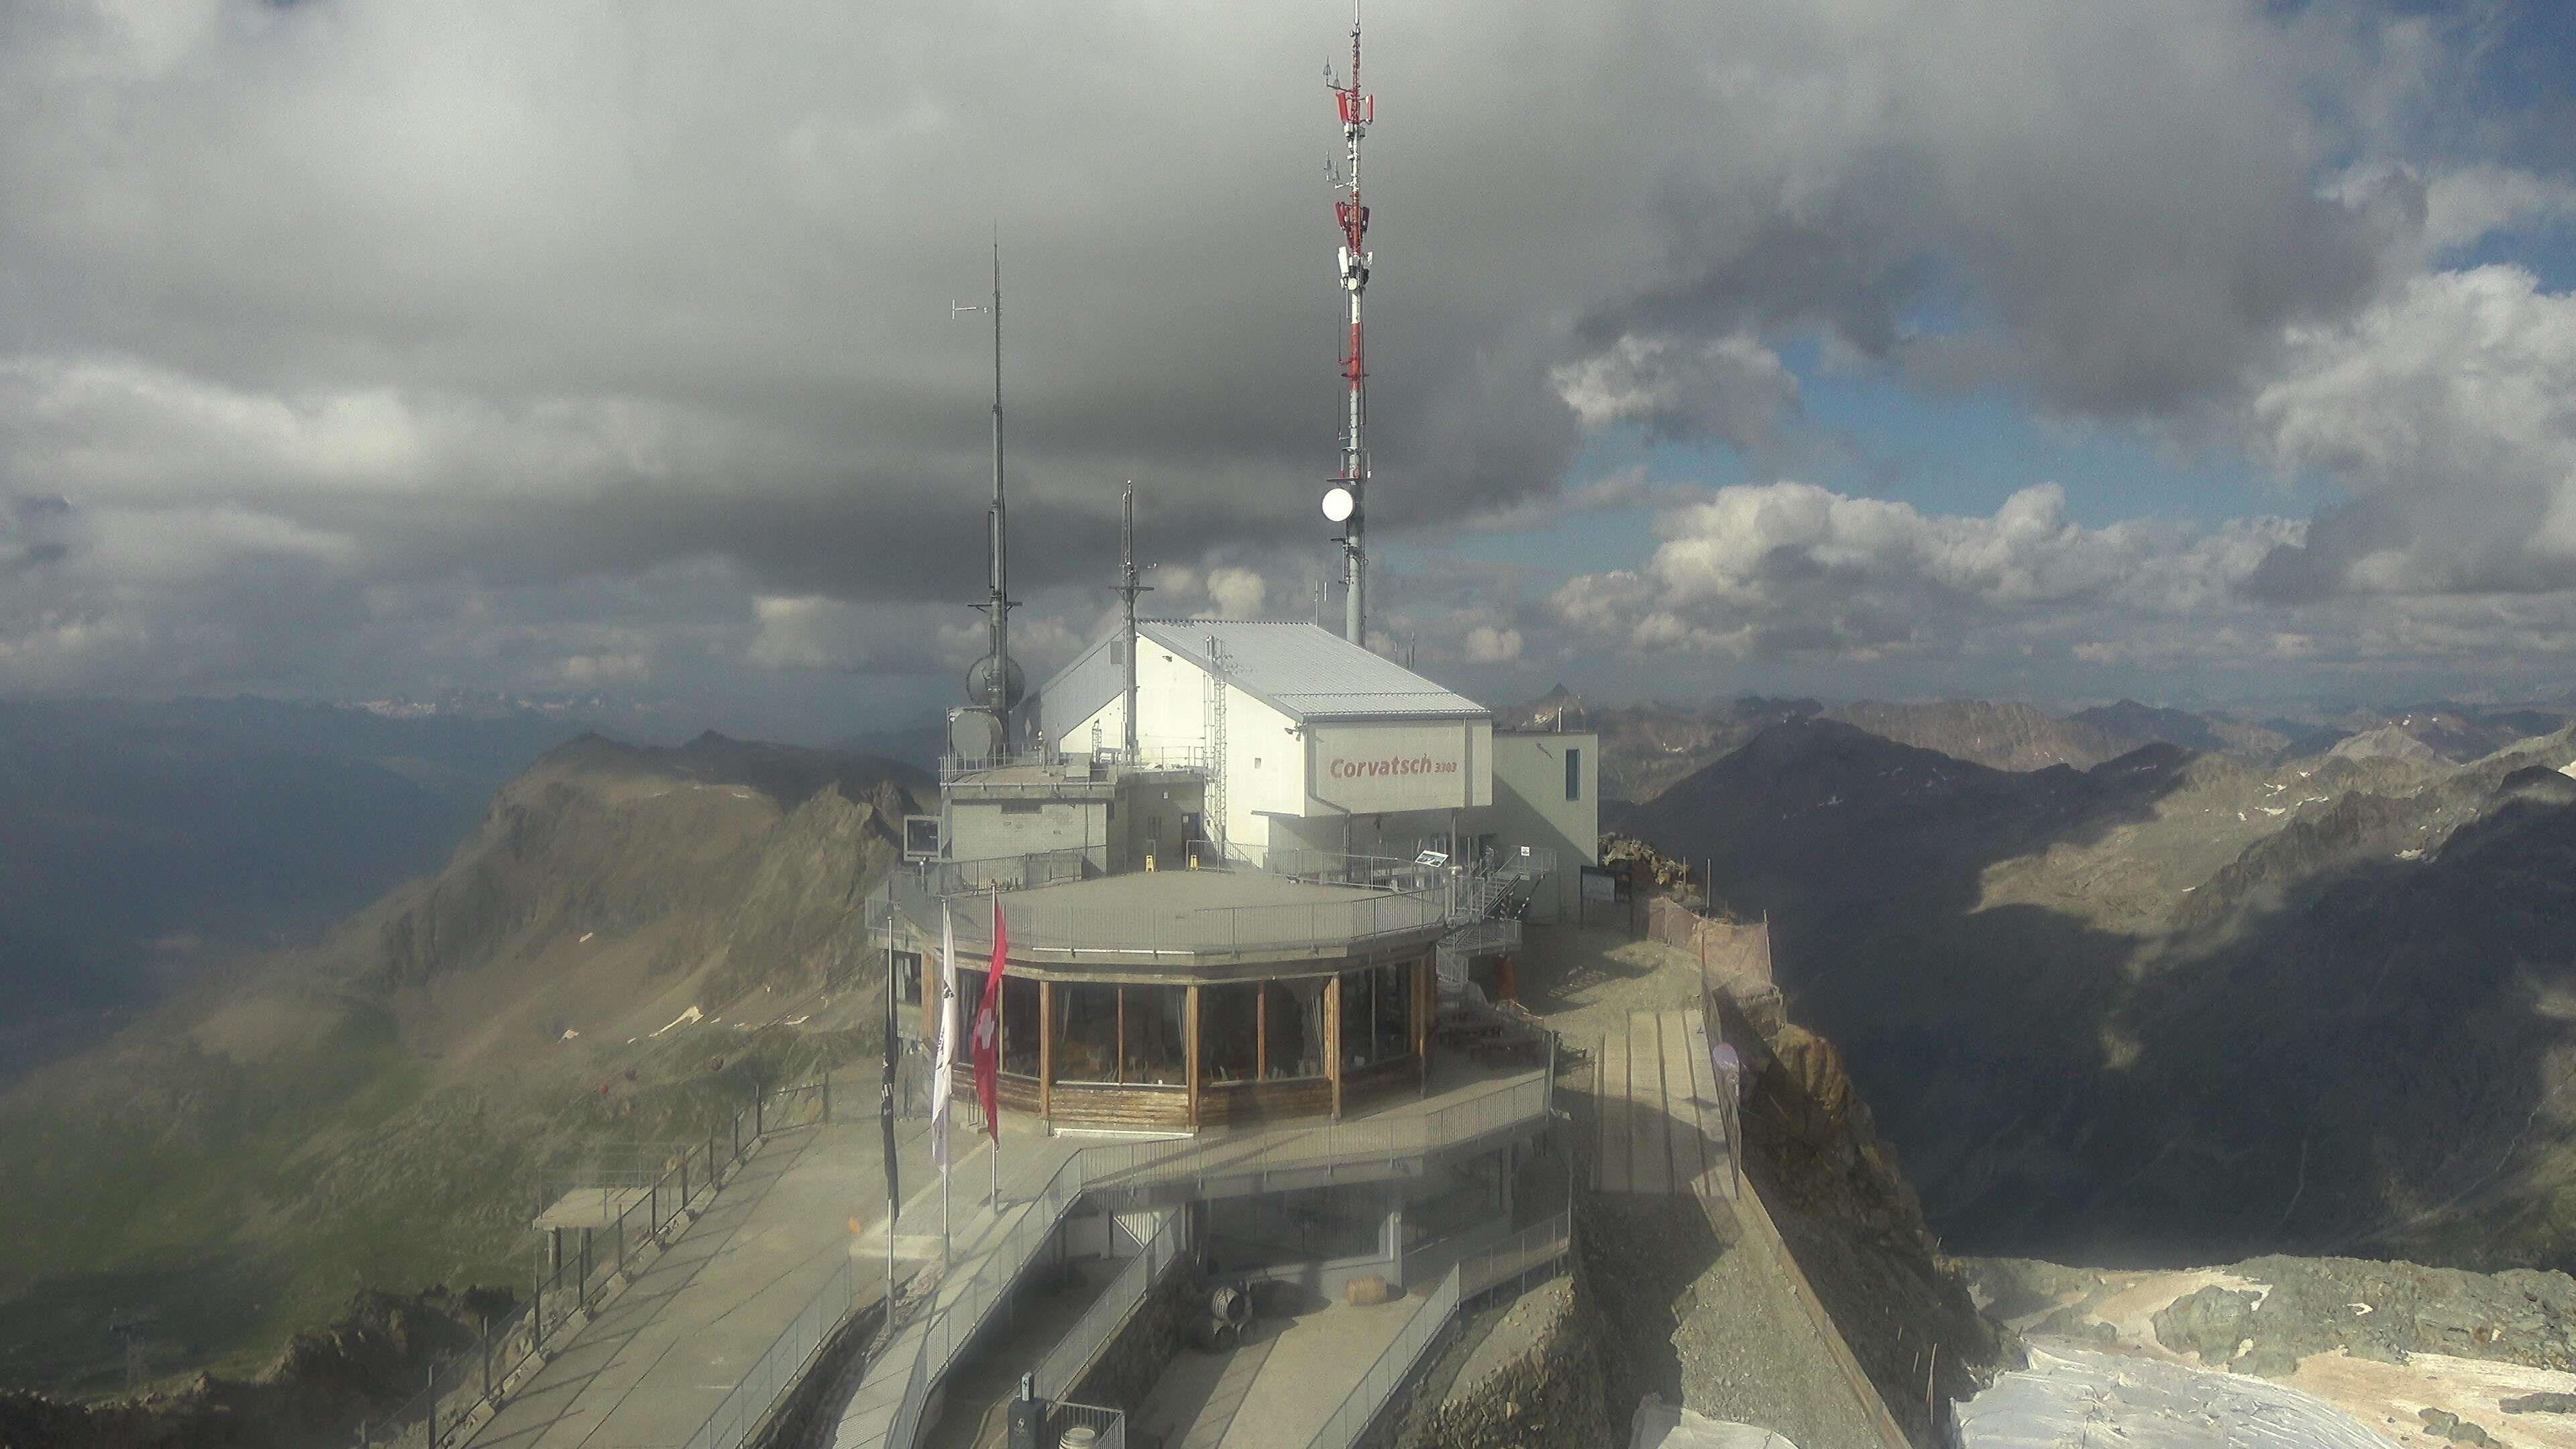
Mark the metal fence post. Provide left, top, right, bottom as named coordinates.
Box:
left=580, top=1229, right=592, bottom=1310
left=822, top=1068, right=832, bottom=1124
left=651, top=1179, right=660, bottom=1236
left=425, top=1364, right=437, bottom=1447
left=481, top=1319, right=492, bottom=1401
left=532, top=1269, right=543, bottom=1350
left=617, top=1205, right=627, bottom=1279
left=680, top=1152, right=690, bottom=1211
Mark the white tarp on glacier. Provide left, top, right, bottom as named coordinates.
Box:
left=1953, top=1344, right=2400, bottom=1448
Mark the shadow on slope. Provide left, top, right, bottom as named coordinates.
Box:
left=1627, top=717, right=2576, bottom=1272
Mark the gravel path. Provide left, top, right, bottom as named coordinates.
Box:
left=1515, top=923, right=1888, bottom=1448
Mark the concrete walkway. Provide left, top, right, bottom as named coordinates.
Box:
left=1595, top=1010, right=1733, bottom=1197
left=1134, top=1295, right=1421, bottom=1449
left=466, top=1118, right=937, bottom=1449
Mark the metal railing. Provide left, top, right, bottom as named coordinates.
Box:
left=356, top=1077, right=830, bottom=1449
left=941, top=745, right=1208, bottom=784
left=1460, top=1210, right=1573, bottom=1301
left=1299, top=1209, right=1574, bottom=1449
left=1047, top=1401, right=1128, bottom=1449
left=677, top=1255, right=858, bottom=1449
left=1046, top=1071, right=1551, bottom=1208
left=1303, top=1262, right=1461, bottom=1449
left=869, top=1070, right=1555, bottom=1449
left=1032, top=1209, right=1187, bottom=1401
left=881, top=1148, right=1095, bottom=1449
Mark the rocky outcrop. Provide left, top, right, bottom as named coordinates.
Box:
left=0, top=1288, right=488, bottom=1449
left=1393, top=1276, right=1606, bottom=1449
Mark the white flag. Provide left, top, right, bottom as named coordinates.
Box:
left=930, top=899, right=957, bottom=1170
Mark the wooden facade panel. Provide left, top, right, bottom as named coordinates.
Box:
left=1049, top=1081, right=1191, bottom=1130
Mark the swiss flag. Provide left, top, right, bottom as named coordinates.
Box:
left=972, top=892, right=1006, bottom=1144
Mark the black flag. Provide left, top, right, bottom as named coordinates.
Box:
left=881, top=944, right=902, bottom=1213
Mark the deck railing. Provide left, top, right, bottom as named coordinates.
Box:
left=357, top=1077, right=830, bottom=1449
left=1032, top=1209, right=1188, bottom=1401
left=676, top=1255, right=858, bottom=1449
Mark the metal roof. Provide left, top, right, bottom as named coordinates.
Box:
left=1031, top=631, right=1125, bottom=741
left=1136, top=619, right=1488, bottom=722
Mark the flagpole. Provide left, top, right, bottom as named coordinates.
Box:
left=938, top=900, right=955, bottom=1267
left=991, top=887, right=1002, bottom=1208
left=884, top=912, right=898, bottom=1303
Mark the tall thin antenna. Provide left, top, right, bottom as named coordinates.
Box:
left=1323, top=0, right=1376, bottom=647
left=953, top=239, right=1018, bottom=748
left=1113, top=486, right=1153, bottom=755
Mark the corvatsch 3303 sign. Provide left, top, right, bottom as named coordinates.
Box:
left=1305, top=720, right=1491, bottom=813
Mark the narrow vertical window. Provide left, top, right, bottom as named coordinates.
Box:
left=1565, top=747, right=1582, bottom=802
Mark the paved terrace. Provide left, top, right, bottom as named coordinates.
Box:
left=463, top=1118, right=968, bottom=1449
left=829, top=1059, right=1550, bottom=1448
left=460, top=1058, right=1548, bottom=1449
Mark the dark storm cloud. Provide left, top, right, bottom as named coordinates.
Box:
left=0, top=0, right=2569, bottom=721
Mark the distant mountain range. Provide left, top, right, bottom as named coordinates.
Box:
left=1507, top=686, right=2576, bottom=804
left=0, top=730, right=925, bottom=1402
left=0, top=698, right=582, bottom=1076
left=1617, top=712, right=2576, bottom=1271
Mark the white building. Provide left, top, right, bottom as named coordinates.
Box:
left=1026, top=619, right=1597, bottom=922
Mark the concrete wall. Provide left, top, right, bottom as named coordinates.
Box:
left=945, top=797, right=1106, bottom=864
left=1486, top=731, right=1599, bottom=924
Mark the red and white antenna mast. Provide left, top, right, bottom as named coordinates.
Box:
left=1320, top=0, right=1375, bottom=646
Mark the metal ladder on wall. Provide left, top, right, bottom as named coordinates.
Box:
left=1201, top=633, right=1228, bottom=855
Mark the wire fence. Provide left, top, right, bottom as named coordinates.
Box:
left=354, top=1075, right=833, bottom=1449
left=676, top=1254, right=858, bottom=1449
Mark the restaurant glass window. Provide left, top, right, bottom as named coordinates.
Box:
left=1203, top=982, right=1259, bottom=1084
left=1054, top=981, right=1120, bottom=1083
left=892, top=951, right=924, bottom=1007
left=1003, top=977, right=1040, bottom=1076
left=1122, top=983, right=1188, bottom=1085
left=1340, top=965, right=1415, bottom=1071
left=1263, top=979, right=1328, bottom=1079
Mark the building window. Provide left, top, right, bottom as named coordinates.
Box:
left=1053, top=982, right=1120, bottom=1084
left=1564, top=747, right=1582, bottom=802
left=1264, top=979, right=1328, bottom=1079
left=1003, top=977, right=1040, bottom=1076
left=892, top=951, right=923, bottom=1006
left=1002, top=801, right=1043, bottom=816
left=1340, top=965, right=1414, bottom=1071
left=1203, top=982, right=1260, bottom=1084
left=1122, top=984, right=1189, bottom=1085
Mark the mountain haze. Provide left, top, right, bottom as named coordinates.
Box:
left=0, top=733, right=926, bottom=1402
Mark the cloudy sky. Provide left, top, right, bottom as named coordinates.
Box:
left=3, top=0, right=2573, bottom=741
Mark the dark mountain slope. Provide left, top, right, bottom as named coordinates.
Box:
left=0, top=734, right=926, bottom=1403
left=1821, top=699, right=2140, bottom=771
left=1626, top=716, right=2576, bottom=1270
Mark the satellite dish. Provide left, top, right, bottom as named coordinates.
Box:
left=948, top=707, right=1005, bottom=761
left=1321, top=486, right=1355, bottom=523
